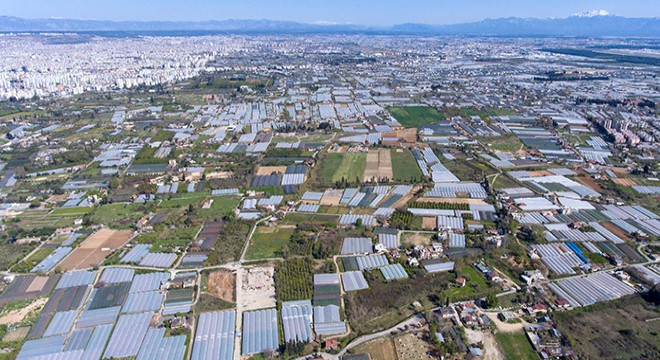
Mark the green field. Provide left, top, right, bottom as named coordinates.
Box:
left=318, top=153, right=344, bottom=184
left=477, top=133, right=526, bottom=152
left=49, top=206, right=94, bottom=216
left=391, top=149, right=424, bottom=182
left=282, top=213, right=338, bottom=226
left=90, top=203, right=148, bottom=228
left=245, top=226, right=295, bottom=260
left=388, top=106, right=444, bottom=128
left=332, top=153, right=366, bottom=183
left=442, top=157, right=496, bottom=182
left=11, top=247, right=55, bottom=273
left=490, top=174, right=521, bottom=189
left=495, top=332, right=539, bottom=360
left=446, top=265, right=490, bottom=300
left=553, top=295, right=660, bottom=359
left=197, top=196, right=241, bottom=220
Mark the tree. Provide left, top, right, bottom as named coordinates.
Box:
left=485, top=293, right=498, bottom=309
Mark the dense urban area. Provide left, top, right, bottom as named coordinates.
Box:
left=0, top=32, right=658, bottom=360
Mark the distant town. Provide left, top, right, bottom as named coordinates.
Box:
left=0, top=28, right=658, bottom=360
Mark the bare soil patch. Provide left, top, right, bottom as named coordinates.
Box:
left=363, top=149, right=393, bottom=182
left=465, top=327, right=504, bottom=360
left=255, top=166, right=287, bottom=176
left=600, top=221, right=631, bottom=241
left=58, top=228, right=132, bottom=271
left=320, top=188, right=343, bottom=206
left=422, top=217, right=436, bottom=230
left=0, top=298, right=47, bottom=325
left=238, top=266, right=276, bottom=311
left=207, top=269, right=236, bottom=303
left=401, top=232, right=433, bottom=247
left=25, top=277, right=48, bottom=293
left=351, top=337, right=397, bottom=360
left=613, top=178, right=636, bottom=186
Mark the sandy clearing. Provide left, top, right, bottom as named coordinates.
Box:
left=238, top=266, right=276, bottom=311
left=464, top=327, right=505, bottom=360
left=401, top=232, right=433, bottom=247
left=485, top=312, right=525, bottom=333
left=320, top=189, right=343, bottom=206
left=0, top=298, right=47, bottom=325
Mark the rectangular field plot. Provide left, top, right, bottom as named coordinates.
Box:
left=331, top=153, right=366, bottom=183
left=388, top=106, right=444, bottom=128
left=58, top=228, right=133, bottom=271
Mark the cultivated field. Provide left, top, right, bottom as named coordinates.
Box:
left=363, top=149, right=393, bottom=182
left=245, top=225, right=294, bottom=260
left=494, top=332, right=538, bottom=360
left=388, top=106, right=444, bottom=128
left=57, top=228, right=132, bottom=271
left=391, top=148, right=423, bottom=182
left=333, top=153, right=367, bottom=183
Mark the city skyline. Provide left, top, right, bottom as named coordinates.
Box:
left=3, top=0, right=660, bottom=26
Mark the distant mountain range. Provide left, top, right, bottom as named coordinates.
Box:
left=0, top=14, right=659, bottom=37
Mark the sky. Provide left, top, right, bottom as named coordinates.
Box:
left=2, top=0, right=659, bottom=25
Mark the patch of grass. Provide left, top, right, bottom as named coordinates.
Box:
left=495, top=332, right=538, bottom=360
left=282, top=213, right=338, bottom=226
left=197, top=196, right=241, bottom=220
left=332, top=153, right=366, bottom=183
left=345, top=270, right=451, bottom=335
left=442, top=157, right=496, bottom=182
left=49, top=206, right=94, bottom=216
left=477, top=133, right=525, bottom=152
left=490, top=174, right=521, bottom=189
left=90, top=203, right=149, bottom=228
left=205, top=221, right=252, bottom=266
left=584, top=252, right=609, bottom=265
left=391, top=149, right=424, bottom=182
left=0, top=243, right=38, bottom=271
left=553, top=295, right=660, bottom=360
left=388, top=106, right=444, bottom=128
left=12, top=247, right=55, bottom=273
left=446, top=265, right=490, bottom=300
left=349, top=337, right=397, bottom=360
left=195, top=294, right=234, bottom=313
left=318, top=153, right=344, bottom=184
left=245, top=226, right=294, bottom=260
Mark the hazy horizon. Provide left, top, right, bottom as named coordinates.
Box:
left=3, top=0, right=660, bottom=26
